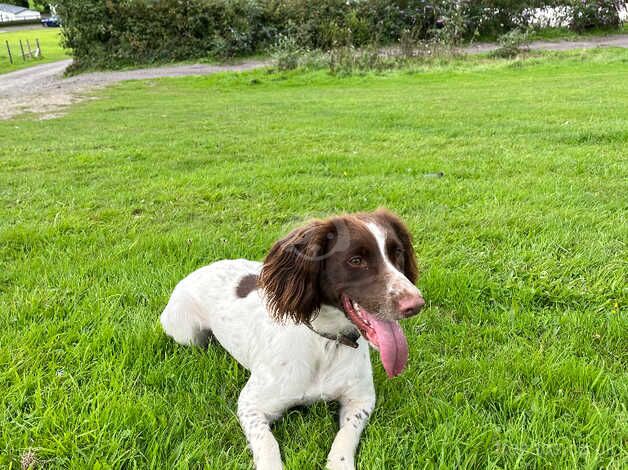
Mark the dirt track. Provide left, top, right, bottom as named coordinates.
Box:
left=0, top=59, right=270, bottom=120
left=1, top=34, right=627, bottom=120
left=465, top=33, right=628, bottom=53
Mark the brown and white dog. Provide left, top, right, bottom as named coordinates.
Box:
left=160, top=209, right=425, bottom=470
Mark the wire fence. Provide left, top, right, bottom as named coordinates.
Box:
left=4, top=37, right=43, bottom=65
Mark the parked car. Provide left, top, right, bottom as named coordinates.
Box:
left=41, top=16, right=60, bottom=27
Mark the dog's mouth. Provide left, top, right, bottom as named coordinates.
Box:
left=341, top=294, right=408, bottom=378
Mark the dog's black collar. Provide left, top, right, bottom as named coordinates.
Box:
left=306, top=323, right=360, bottom=349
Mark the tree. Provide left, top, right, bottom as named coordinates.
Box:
left=28, top=1, right=50, bottom=13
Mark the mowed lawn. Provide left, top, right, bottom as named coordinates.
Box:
left=0, top=28, right=69, bottom=74
left=0, top=49, right=626, bottom=469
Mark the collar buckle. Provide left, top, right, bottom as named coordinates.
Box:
left=305, top=323, right=359, bottom=349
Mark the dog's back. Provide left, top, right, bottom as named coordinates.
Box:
left=161, top=259, right=264, bottom=367
left=160, top=259, right=312, bottom=372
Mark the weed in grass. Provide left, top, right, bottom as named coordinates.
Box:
left=490, top=29, right=532, bottom=59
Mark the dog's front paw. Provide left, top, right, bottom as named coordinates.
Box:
left=255, top=458, right=283, bottom=470
left=326, top=454, right=355, bottom=470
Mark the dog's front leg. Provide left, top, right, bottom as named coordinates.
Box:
left=237, top=376, right=287, bottom=470
left=326, top=395, right=376, bottom=470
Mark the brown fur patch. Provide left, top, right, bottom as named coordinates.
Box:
left=370, top=208, right=419, bottom=284
left=259, top=209, right=419, bottom=324
left=236, top=274, right=259, bottom=298
left=259, top=219, right=333, bottom=323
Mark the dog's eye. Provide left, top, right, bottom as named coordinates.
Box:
left=348, top=256, right=366, bottom=267
left=395, top=247, right=404, bottom=258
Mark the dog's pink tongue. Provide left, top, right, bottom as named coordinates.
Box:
left=367, top=314, right=409, bottom=378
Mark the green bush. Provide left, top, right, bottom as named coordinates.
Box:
left=566, top=0, right=622, bottom=32
left=266, top=0, right=439, bottom=49
left=57, top=0, right=270, bottom=70
left=269, top=34, right=304, bottom=71
left=57, top=0, right=443, bottom=70
left=433, top=1, right=624, bottom=39
left=490, top=29, right=530, bottom=58
left=56, top=0, right=624, bottom=71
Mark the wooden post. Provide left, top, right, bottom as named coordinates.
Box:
left=35, top=38, right=41, bottom=58
left=19, top=39, right=25, bottom=61
left=5, top=40, right=12, bottom=64
left=26, top=39, right=32, bottom=58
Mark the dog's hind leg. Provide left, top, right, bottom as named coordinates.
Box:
left=160, top=288, right=211, bottom=347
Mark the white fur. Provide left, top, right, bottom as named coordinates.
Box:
left=161, top=259, right=375, bottom=470
left=367, top=222, right=422, bottom=306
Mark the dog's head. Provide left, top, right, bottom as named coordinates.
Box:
left=259, top=208, right=424, bottom=377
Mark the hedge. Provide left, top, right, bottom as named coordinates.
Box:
left=56, top=1, right=625, bottom=71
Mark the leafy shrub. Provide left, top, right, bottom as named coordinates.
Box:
left=270, top=34, right=304, bottom=71
left=57, top=0, right=271, bottom=71
left=566, top=0, right=622, bottom=32
left=432, top=1, right=474, bottom=45
left=269, top=0, right=439, bottom=49
left=57, top=0, right=445, bottom=71
left=433, top=1, right=624, bottom=39
left=490, top=29, right=531, bottom=58
left=55, top=0, right=624, bottom=71
left=28, top=1, right=49, bottom=13
left=328, top=45, right=391, bottom=75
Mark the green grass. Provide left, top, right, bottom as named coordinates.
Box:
left=1, top=48, right=627, bottom=469
left=0, top=28, right=69, bottom=74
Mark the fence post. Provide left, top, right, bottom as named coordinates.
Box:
left=19, top=39, right=25, bottom=61
left=5, top=40, right=12, bottom=64
left=26, top=39, right=32, bottom=58
left=35, top=38, right=41, bottom=58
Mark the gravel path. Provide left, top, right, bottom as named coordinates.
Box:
left=465, top=33, right=628, bottom=53
left=0, top=24, right=46, bottom=33
left=0, top=59, right=270, bottom=120
left=1, top=34, right=626, bottom=120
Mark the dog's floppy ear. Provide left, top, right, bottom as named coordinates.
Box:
left=259, top=219, right=332, bottom=324
left=373, top=208, right=419, bottom=284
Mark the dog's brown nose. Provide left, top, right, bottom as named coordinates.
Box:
left=398, top=294, right=425, bottom=318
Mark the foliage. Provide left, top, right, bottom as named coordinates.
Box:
left=270, top=34, right=459, bottom=74
left=327, top=45, right=392, bottom=75
left=56, top=0, right=267, bottom=71
left=55, top=1, right=625, bottom=71
left=490, top=28, right=531, bottom=58
left=28, top=0, right=50, bottom=13
left=55, top=0, right=447, bottom=71
left=565, top=0, right=623, bottom=32
left=432, top=1, right=623, bottom=39
left=270, top=34, right=303, bottom=71
left=449, top=1, right=544, bottom=38
left=10, top=1, right=50, bottom=13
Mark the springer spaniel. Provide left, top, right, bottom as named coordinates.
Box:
left=160, top=209, right=425, bottom=470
